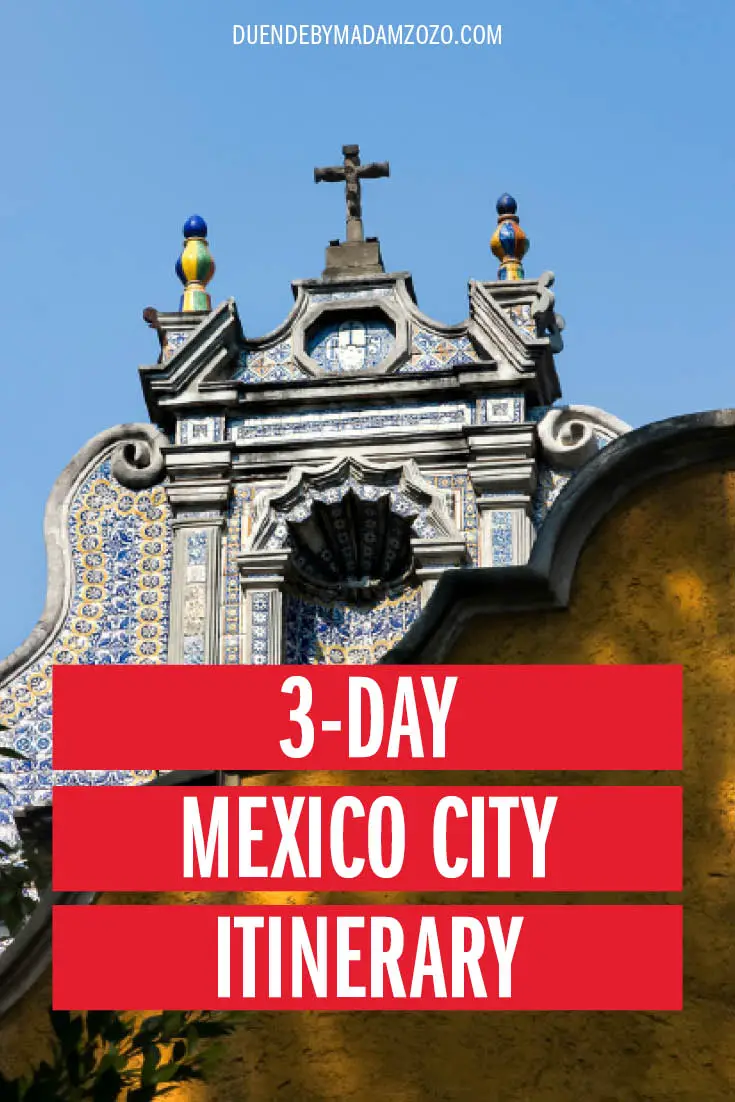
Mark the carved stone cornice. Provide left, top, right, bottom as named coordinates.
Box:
left=237, top=550, right=291, bottom=588
left=139, top=299, right=242, bottom=426
left=469, top=462, right=537, bottom=501
left=163, top=443, right=234, bottom=524
left=412, top=537, right=469, bottom=571
left=468, top=280, right=561, bottom=406
left=466, top=424, right=536, bottom=465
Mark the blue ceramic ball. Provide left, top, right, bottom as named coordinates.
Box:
left=183, top=214, right=208, bottom=239
left=496, top=193, right=517, bottom=217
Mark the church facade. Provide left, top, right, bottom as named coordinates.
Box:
left=0, top=146, right=629, bottom=871
left=12, top=149, right=735, bottom=1101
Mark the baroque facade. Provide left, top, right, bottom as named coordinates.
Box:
left=0, top=147, right=630, bottom=963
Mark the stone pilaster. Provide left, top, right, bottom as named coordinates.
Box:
left=237, top=550, right=290, bottom=665
left=468, top=425, right=537, bottom=567
left=164, top=444, right=233, bottom=664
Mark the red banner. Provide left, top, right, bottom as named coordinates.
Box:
left=52, top=664, right=682, bottom=771
left=52, top=784, right=683, bottom=893
left=52, top=904, right=682, bottom=1011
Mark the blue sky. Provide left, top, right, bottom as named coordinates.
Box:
left=0, top=0, right=732, bottom=655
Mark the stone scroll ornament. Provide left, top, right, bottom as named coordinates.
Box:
left=530, top=271, right=565, bottom=351
left=110, top=427, right=167, bottom=489
left=536, top=405, right=632, bottom=470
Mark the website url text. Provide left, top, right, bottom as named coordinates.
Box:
left=233, top=24, right=503, bottom=48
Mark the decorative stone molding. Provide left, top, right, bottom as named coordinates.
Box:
left=530, top=271, right=565, bottom=352
left=412, top=537, right=469, bottom=600
left=292, top=294, right=410, bottom=376
left=237, top=456, right=468, bottom=659
left=139, top=299, right=242, bottom=426
left=468, top=281, right=536, bottom=374
left=249, top=455, right=465, bottom=552
left=536, top=405, right=632, bottom=470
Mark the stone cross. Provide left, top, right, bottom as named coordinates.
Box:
left=314, top=144, right=390, bottom=244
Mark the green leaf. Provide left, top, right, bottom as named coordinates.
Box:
left=131, top=1015, right=162, bottom=1049
left=94, top=1046, right=124, bottom=1077
left=159, top=1010, right=185, bottom=1042
left=140, top=1044, right=161, bottom=1087
left=1, top=1005, right=234, bottom=1102
left=151, top=1062, right=180, bottom=1084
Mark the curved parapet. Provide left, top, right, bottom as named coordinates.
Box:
left=0, top=424, right=173, bottom=851
left=383, top=408, right=735, bottom=662
left=0, top=424, right=169, bottom=688
left=0, top=423, right=175, bottom=1009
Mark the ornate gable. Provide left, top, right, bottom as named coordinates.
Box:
left=0, top=150, right=631, bottom=946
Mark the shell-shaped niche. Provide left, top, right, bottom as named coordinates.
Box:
left=286, top=489, right=415, bottom=601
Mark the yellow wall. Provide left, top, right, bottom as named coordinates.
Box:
left=2, top=464, right=734, bottom=1099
